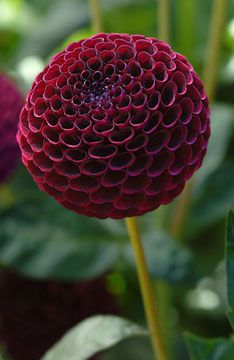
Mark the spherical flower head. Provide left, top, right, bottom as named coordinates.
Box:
left=0, top=73, right=23, bottom=183
left=0, top=271, right=118, bottom=360
left=17, top=33, right=210, bottom=219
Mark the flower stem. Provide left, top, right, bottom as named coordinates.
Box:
left=89, top=0, right=103, bottom=34
left=177, top=0, right=196, bottom=59
left=158, top=0, right=170, bottom=43
left=0, top=184, right=14, bottom=208
left=125, top=217, right=168, bottom=360
left=154, top=279, right=172, bottom=349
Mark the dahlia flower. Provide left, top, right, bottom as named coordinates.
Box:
left=17, top=33, right=210, bottom=219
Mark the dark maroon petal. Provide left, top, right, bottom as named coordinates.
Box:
left=64, top=189, right=90, bottom=205
left=128, top=154, right=152, bottom=176
left=162, top=182, right=185, bottom=204
left=109, top=152, right=135, bottom=170
left=80, top=159, right=107, bottom=176
left=148, top=151, right=174, bottom=177
left=114, top=193, right=146, bottom=210
left=154, top=61, right=168, bottom=82
left=137, top=51, right=155, bottom=70
left=70, top=174, right=99, bottom=192
left=27, top=161, right=45, bottom=182
left=146, top=130, right=171, bottom=155
left=45, top=171, right=68, bottom=191
left=161, top=81, right=177, bottom=106
left=44, top=142, right=64, bottom=162
left=55, top=161, right=80, bottom=178
left=163, top=104, right=182, bottom=128
left=33, top=151, right=54, bottom=171
left=90, top=186, right=121, bottom=204
left=129, top=111, right=150, bottom=129
left=146, top=172, right=172, bottom=195
left=169, top=144, right=192, bottom=175
left=88, top=144, right=117, bottom=159
left=167, top=125, right=188, bottom=150
left=143, top=111, right=163, bottom=134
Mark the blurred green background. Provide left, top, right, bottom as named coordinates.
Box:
left=0, top=0, right=234, bottom=359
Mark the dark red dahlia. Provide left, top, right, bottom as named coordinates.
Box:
left=0, top=73, right=22, bottom=183
left=17, top=33, right=210, bottom=219
left=0, top=270, right=118, bottom=360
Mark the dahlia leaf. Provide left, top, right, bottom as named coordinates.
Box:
left=41, top=315, right=147, bottom=360
left=226, top=210, right=234, bottom=330
left=124, top=231, right=193, bottom=282
left=96, top=336, right=154, bottom=360
left=0, top=177, right=120, bottom=281
left=185, top=333, right=234, bottom=360
left=195, top=104, right=233, bottom=188
left=187, top=162, right=234, bottom=233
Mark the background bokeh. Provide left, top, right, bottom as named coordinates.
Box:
left=0, top=0, right=234, bottom=359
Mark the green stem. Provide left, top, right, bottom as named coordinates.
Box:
left=0, top=185, right=14, bottom=208
left=89, top=0, right=103, bottom=34
left=125, top=217, right=168, bottom=360
left=177, top=0, right=196, bottom=59
left=158, top=0, right=170, bottom=43
left=203, top=0, right=228, bottom=101
left=154, top=280, right=172, bottom=352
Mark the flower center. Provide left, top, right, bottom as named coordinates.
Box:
left=83, top=79, right=112, bottom=106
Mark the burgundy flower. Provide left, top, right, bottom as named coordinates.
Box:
left=17, top=33, right=210, bottom=219
left=0, top=271, right=118, bottom=360
left=0, top=73, right=22, bottom=183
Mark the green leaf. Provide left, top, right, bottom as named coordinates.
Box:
left=226, top=210, right=234, bottom=329
left=101, top=337, right=154, bottom=360
left=124, top=231, right=193, bottom=283
left=186, top=104, right=234, bottom=233
left=41, top=315, right=147, bottom=360
left=185, top=333, right=234, bottom=360
left=194, top=104, right=233, bottom=188
left=0, top=169, right=120, bottom=281
left=188, top=163, right=234, bottom=232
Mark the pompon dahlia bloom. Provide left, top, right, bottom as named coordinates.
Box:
left=0, top=271, right=118, bottom=360
left=0, top=73, right=22, bottom=183
left=17, top=33, right=210, bottom=219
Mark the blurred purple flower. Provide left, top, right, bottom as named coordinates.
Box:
left=0, top=271, right=118, bottom=360
left=0, top=73, right=22, bottom=183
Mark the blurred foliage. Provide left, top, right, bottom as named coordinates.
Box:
left=188, top=162, right=234, bottom=232
left=226, top=210, right=234, bottom=330
left=0, top=0, right=234, bottom=359
left=183, top=211, right=234, bottom=360
left=0, top=169, right=122, bottom=280
left=185, top=334, right=234, bottom=360
left=101, top=336, right=154, bottom=360
left=124, top=230, right=194, bottom=283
